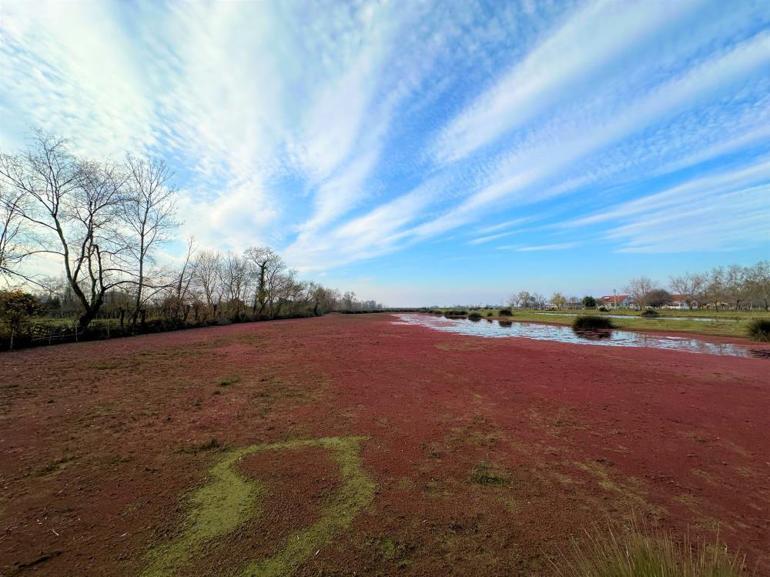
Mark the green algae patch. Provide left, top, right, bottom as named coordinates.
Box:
left=141, top=436, right=373, bottom=577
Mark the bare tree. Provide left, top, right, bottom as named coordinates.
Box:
left=0, top=185, right=27, bottom=280
left=165, top=237, right=196, bottom=321
left=0, top=133, right=128, bottom=329
left=123, top=155, right=177, bottom=327
left=192, top=250, right=222, bottom=319
left=220, top=252, right=250, bottom=320
left=669, top=272, right=704, bottom=309
left=625, top=277, right=657, bottom=308
left=746, top=261, right=770, bottom=310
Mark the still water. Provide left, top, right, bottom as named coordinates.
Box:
left=393, top=314, right=754, bottom=358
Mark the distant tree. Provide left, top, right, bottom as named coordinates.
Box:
left=625, top=277, right=657, bottom=308
left=582, top=296, right=596, bottom=308
left=550, top=292, right=567, bottom=309
left=645, top=289, right=672, bottom=308
left=193, top=250, right=222, bottom=318
left=244, top=246, right=283, bottom=317
left=220, top=252, right=250, bottom=320
left=669, top=272, right=704, bottom=309
left=745, top=261, right=770, bottom=310
left=122, top=154, right=177, bottom=328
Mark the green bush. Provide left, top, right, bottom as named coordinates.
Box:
left=498, top=308, right=513, bottom=316
left=572, top=315, right=614, bottom=331
left=582, top=296, right=597, bottom=308
left=747, top=319, right=770, bottom=342
left=640, top=308, right=660, bottom=318
left=468, top=312, right=482, bottom=321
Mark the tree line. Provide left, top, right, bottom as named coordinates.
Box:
left=506, top=261, right=770, bottom=311
left=0, top=132, right=380, bottom=344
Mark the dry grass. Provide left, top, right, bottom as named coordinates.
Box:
left=555, top=523, right=746, bottom=577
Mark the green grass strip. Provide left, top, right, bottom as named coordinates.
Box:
left=141, top=436, right=373, bottom=577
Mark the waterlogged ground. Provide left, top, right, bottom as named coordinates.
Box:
left=395, top=314, right=756, bottom=357
left=0, top=314, right=768, bottom=576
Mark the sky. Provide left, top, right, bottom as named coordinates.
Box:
left=1, top=0, right=769, bottom=306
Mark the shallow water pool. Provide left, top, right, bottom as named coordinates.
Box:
left=393, top=314, right=754, bottom=358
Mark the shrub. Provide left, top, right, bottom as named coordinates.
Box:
left=486, top=311, right=494, bottom=317
left=582, top=296, right=597, bottom=308
left=498, top=308, right=513, bottom=316
left=555, top=523, right=744, bottom=577
left=468, top=312, right=482, bottom=321
left=597, top=305, right=609, bottom=312
left=747, top=319, right=770, bottom=342
left=0, top=290, right=40, bottom=333
left=445, top=309, right=468, bottom=317
left=572, top=315, right=614, bottom=331
left=640, top=308, right=660, bottom=318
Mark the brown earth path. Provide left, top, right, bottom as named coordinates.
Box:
left=0, top=313, right=768, bottom=576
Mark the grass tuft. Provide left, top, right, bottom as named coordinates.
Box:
left=747, top=319, right=770, bottom=342
left=218, top=375, right=241, bottom=387
left=555, top=523, right=745, bottom=577
left=640, top=309, right=660, bottom=318
left=469, top=461, right=510, bottom=486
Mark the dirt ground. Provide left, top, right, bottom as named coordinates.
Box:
left=0, top=313, right=768, bottom=576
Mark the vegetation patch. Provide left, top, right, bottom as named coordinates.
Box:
left=176, top=437, right=225, bottom=455
left=747, top=319, right=770, bottom=342
left=555, top=523, right=745, bottom=577
left=468, top=312, right=483, bottom=321
left=640, top=309, right=660, bottom=318
left=469, top=461, right=510, bottom=486
left=498, top=308, right=513, bottom=316
left=218, top=375, right=241, bottom=387
left=572, top=315, right=614, bottom=331
left=143, top=436, right=374, bottom=577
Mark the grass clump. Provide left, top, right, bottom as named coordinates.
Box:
left=470, top=461, right=510, bottom=486
left=218, top=375, right=241, bottom=387
left=555, top=523, right=745, bottom=577
left=573, top=315, right=614, bottom=331
left=640, top=309, right=660, bottom=318
left=747, top=318, right=770, bottom=342
left=498, top=308, right=513, bottom=316
left=468, top=312, right=483, bottom=321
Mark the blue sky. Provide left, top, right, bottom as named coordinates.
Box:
left=1, top=0, right=769, bottom=306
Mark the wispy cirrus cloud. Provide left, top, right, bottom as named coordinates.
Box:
left=1, top=0, right=768, bottom=287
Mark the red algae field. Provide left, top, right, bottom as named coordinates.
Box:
left=1, top=313, right=768, bottom=576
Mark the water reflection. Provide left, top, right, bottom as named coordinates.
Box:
left=393, top=314, right=753, bottom=358
left=572, top=328, right=612, bottom=340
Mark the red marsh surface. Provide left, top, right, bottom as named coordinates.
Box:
left=0, top=313, right=768, bottom=576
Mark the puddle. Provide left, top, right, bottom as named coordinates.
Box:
left=393, top=314, right=755, bottom=358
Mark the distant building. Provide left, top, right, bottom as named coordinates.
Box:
left=598, top=294, right=632, bottom=308
left=664, top=295, right=699, bottom=310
